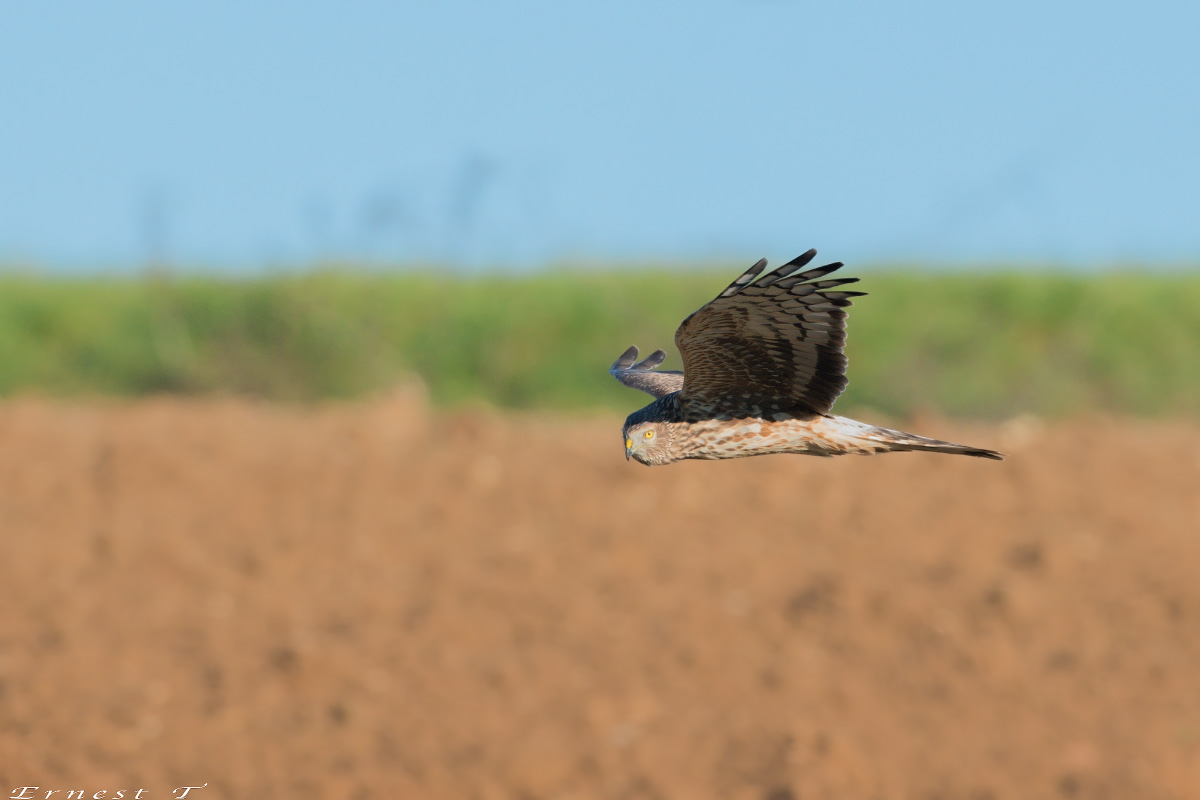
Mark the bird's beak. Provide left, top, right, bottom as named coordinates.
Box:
left=625, top=437, right=633, bottom=460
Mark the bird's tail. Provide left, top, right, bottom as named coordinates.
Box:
left=833, top=416, right=1004, bottom=460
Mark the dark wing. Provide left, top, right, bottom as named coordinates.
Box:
left=673, top=249, right=865, bottom=418
left=609, top=345, right=684, bottom=398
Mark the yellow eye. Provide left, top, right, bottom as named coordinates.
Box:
left=643, top=430, right=655, bottom=439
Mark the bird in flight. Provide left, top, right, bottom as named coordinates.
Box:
left=611, top=249, right=1003, bottom=465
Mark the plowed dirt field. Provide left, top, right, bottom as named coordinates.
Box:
left=1, top=391, right=1198, bottom=799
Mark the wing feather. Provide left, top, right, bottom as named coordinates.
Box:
left=673, top=250, right=865, bottom=418
left=609, top=345, right=684, bottom=398
left=756, top=249, right=818, bottom=286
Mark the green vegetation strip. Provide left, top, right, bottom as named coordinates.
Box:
left=0, top=268, right=1196, bottom=418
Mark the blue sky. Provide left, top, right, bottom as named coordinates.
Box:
left=2, top=0, right=1198, bottom=270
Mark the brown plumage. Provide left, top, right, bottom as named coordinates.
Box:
left=611, top=249, right=1004, bottom=465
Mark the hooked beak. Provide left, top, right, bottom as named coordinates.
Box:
left=625, top=437, right=633, bottom=460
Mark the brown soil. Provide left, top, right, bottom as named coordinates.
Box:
left=1, top=390, right=1198, bottom=800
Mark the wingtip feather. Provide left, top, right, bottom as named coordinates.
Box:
left=720, top=258, right=770, bottom=297
left=611, top=345, right=640, bottom=372
left=783, top=249, right=818, bottom=268
left=633, top=349, right=668, bottom=370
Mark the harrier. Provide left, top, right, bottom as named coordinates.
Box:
left=612, top=249, right=1003, bottom=465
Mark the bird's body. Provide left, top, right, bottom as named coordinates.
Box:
left=612, top=249, right=1002, bottom=465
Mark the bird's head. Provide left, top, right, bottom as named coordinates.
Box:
left=623, top=420, right=674, bottom=466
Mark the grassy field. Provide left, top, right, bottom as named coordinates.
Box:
left=0, top=265, right=1197, bottom=418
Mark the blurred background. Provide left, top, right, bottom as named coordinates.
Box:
left=2, top=1, right=1199, bottom=798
